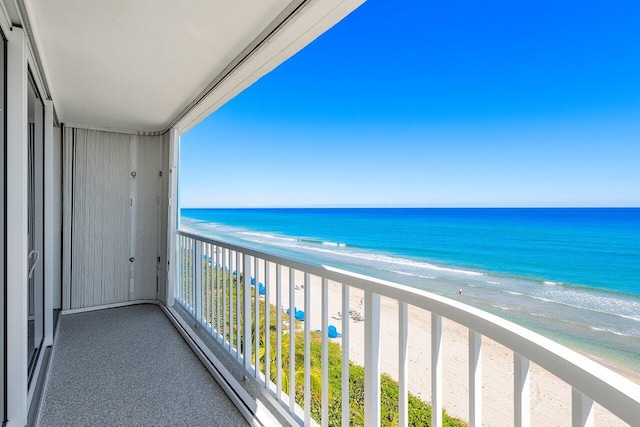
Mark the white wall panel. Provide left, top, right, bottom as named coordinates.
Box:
left=62, top=127, right=168, bottom=310
left=71, top=129, right=131, bottom=309
left=133, top=135, right=162, bottom=300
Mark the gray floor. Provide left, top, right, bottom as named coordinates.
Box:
left=37, top=304, right=249, bottom=426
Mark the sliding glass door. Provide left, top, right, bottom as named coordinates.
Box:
left=27, top=71, right=44, bottom=386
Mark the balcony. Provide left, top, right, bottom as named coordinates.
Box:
left=3, top=2, right=639, bottom=426
left=37, top=304, right=249, bottom=426
left=29, top=230, right=640, bottom=426
left=168, top=230, right=639, bottom=427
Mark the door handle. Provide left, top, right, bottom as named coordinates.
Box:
left=28, top=250, right=40, bottom=279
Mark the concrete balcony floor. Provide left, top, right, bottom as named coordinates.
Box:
left=37, top=304, right=249, bottom=426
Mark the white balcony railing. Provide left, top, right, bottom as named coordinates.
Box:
left=175, top=230, right=640, bottom=427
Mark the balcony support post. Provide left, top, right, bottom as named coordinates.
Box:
left=166, top=128, right=179, bottom=307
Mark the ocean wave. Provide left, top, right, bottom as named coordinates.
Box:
left=390, top=270, right=437, bottom=280
left=238, top=231, right=276, bottom=238
left=504, top=290, right=524, bottom=296
left=256, top=238, right=485, bottom=278
left=526, top=294, right=640, bottom=323
left=530, top=295, right=555, bottom=303
left=322, top=241, right=347, bottom=247
left=543, top=281, right=561, bottom=286
left=589, top=326, right=636, bottom=337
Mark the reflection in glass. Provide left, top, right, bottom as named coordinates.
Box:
left=27, top=73, right=45, bottom=385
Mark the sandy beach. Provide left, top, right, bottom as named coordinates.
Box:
left=256, top=262, right=637, bottom=426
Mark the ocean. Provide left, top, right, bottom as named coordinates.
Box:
left=180, top=208, right=640, bottom=371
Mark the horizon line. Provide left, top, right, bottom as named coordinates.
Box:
left=181, top=205, right=640, bottom=209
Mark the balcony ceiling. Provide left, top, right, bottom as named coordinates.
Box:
left=24, top=0, right=292, bottom=132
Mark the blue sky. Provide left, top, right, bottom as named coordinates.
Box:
left=180, top=0, right=640, bottom=208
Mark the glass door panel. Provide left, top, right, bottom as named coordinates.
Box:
left=27, top=73, right=44, bottom=385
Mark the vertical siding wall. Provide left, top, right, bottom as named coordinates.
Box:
left=62, top=128, right=169, bottom=310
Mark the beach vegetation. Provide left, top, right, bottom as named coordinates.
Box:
left=192, top=260, right=466, bottom=426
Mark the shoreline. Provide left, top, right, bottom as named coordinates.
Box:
left=259, top=261, right=637, bottom=426
left=183, top=220, right=640, bottom=379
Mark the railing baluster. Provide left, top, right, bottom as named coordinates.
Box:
left=216, top=246, right=221, bottom=339
left=191, top=238, right=195, bottom=312
left=255, top=257, right=260, bottom=378
left=341, top=284, right=350, bottom=427
left=244, top=254, right=252, bottom=370
left=204, top=244, right=209, bottom=327
left=222, top=248, right=227, bottom=346
left=195, top=241, right=203, bottom=322
left=181, top=236, right=186, bottom=304
left=186, top=237, right=191, bottom=309
left=253, top=257, right=260, bottom=378
left=364, top=290, right=381, bottom=427
left=399, top=302, right=409, bottom=427
left=276, top=264, right=282, bottom=401
left=236, top=251, right=241, bottom=360
left=469, top=330, right=482, bottom=427
left=177, top=235, right=182, bottom=302
left=229, top=250, right=234, bottom=352
left=265, top=261, right=271, bottom=391
left=572, top=387, right=594, bottom=427
left=179, top=235, right=182, bottom=303
left=304, top=273, right=311, bottom=425
left=514, top=353, right=530, bottom=427
left=289, top=267, right=296, bottom=414
left=321, top=278, right=329, bottom=427
left=208, top=244, right=213, bottom=331
left=432, top=313, right=443, bottom=427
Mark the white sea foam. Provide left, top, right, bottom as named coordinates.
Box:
left=543, top=281, right=560, bottom=286
left=504, top=290, right=524, bottom=296
left=531, top=295, right=555, bottom=303
left=322, top=241, right=347, bottom=247
left=526, top=293, right=640, bottom=323
left=529, top=312, right=548, bottom=318
left=589, top=326, right=635, bottom=337
left=390, top=270, right=437, bottom=280
left=256, top=238, right=485, bottom=279
left=239, top=231, right=277, bottom=239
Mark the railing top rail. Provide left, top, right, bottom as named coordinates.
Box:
left=177, top=229, right=640, bottom=425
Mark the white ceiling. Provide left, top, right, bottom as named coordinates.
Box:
left=25, top=0, right=293, bottom=132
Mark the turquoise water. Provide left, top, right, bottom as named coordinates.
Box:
left=180, top=208, right=640, bottom=370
